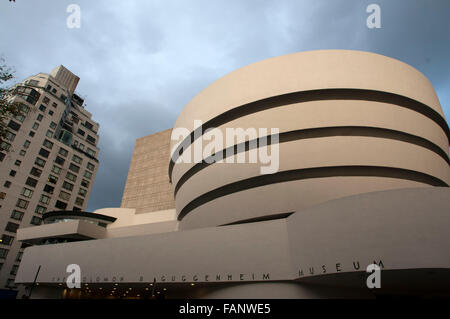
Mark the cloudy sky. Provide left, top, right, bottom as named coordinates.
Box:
left=1, top=0, right=449, bottom=211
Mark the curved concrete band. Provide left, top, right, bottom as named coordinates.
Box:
left=170, top=50, right=450, bottom=228
left=15, top=187, right=450, bottom=298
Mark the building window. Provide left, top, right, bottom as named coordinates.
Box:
left=72, top=154, right=82, bottom=164
left=71, top=116, right=79, bottom=124
left=81, top=179, right=90, bottom=188
left=39, top=148, right=50, bottom=158
left=55, top=200, right=67, bottom=210
left=14, top=159, right=21, bottom=167
left=20, top=187, right=34, bottom=198
left=9, top=170, right=16, bottom=177
left=28, top=79, right=39, bottom=86
left=5, top=131, right=16, bottom=142
left=19, top=150, right=26, bottom=156
left=35, top=205, right=46, bottom=215
left=78, top=188, right=87, bottom=197
left=2, top=141, right=11, bottom=152
left=58, top=147, right=68, bottom=157
left=10, top=210, right=24, bottom=221
left=4, top=181, right=11, bottom=188
left=8, top=120, right=21, bottom=132
left=14, top=114, right=25, bottom=123
left=39, top=104, right=46, bottom=112
left=43, top=184, right=55, bottom=194
left=52, top=102, right=57, bottom=107
left=0, top=153, right=5, bottom=162
left=43, top=96, right=50, bottom=104
left=50, top=121, right=57, bottom=129
left=62, top=181, right=74, bottom=191
left=86, top=135, right=96, bottom=145
left=57, top=129, right=73, bottom=146
left=30, top=167, right=42, bottom=177
left=77, top=129, right=85, bottom=136
left=75, top=197, right=84, bottom=206
left=34, top=157, right=46, bottom=167
left=48, top=174, right=58, bottom=184
left=49, top=110, right=54, bottom=116
left=66, top=172, right=77, bottom=182
left=0, top=248, right=9, bottom=259
left=69, top=163, right=80, bottom=173
left=29, top=130, right=35, bottom=137
left=30, top=216, right=42, bottom=226
left=19, top=103, right=30, bottom=114
left=32, top=122, right=39, bottom=130
left=16, top=251, right=23, bottom=262
left=5, top=222, right=19, bottom=233
left=84, top=171, right=93, bottom=180
left=16, top=199, right=29, bottom=209
left=39, top=194, right=50, bottom=205
left=17, top=87, right=40, bottom=105
left=84, top=121, right=94, bottom=130
left=37, top=114, right=43, bottom=121
left=26, top=177, right=38, bottom=187
left=1, top=235, right=14, bottom=246
left=51, top=165, right=61, bottom=175
left=0, top=192, right=6, bottom=200
left=43, top=139, right=54, bottom=149
left=59, top=191, right=71, bottom=201
left=10, top=265, right=19, bottom=276
left=46, top=130, right=53, bottom=138
left=79, top=143, right=85, bottom=151
left=86, top=148, right=96, bottom=157
left=55, top=156, right=65, bottom=166
left=23, top=140, right=31, bottom=149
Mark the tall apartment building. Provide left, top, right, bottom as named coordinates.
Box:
left=0, top=65, right=100, bottom=296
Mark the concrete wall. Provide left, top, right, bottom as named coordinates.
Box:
left=169, top=50, right=450, bottom=229
left=15, top=188, right=450, bottom=298
left=16, top=208, right=179, bottom=243
left=121, top=129, right=175, bottom=213
left=17, top=220, right=107, bottom=244
left=16, top=216, right=293, bottom=285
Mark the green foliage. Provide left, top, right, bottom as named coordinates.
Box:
left=0, top=58, right=23, bottom=153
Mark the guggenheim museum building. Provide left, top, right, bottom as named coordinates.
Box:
left=14, top=50, right=450, bottom=298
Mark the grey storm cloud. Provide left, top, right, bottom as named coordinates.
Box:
left=1, top=0, right=449, bottom=211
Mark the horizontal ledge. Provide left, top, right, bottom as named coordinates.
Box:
left=219, top=212, right=294, bottom=226
left=177, top=165, right=449, bottom=221
left=43, top=210, right=117, bottom=223
left=173, top=126, right=450, bottom=197
left=169, top=88, right=450, bottom=182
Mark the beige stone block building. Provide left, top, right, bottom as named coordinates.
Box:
left=121, top=129, right=174, bottom=214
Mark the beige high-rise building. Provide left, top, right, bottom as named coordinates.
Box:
left=121, top=129, right=174, bottom=214
left=0, top=65, right=100, bottom=297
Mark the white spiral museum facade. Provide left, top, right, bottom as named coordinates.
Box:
left=170, top=50, right=450, bottom=229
